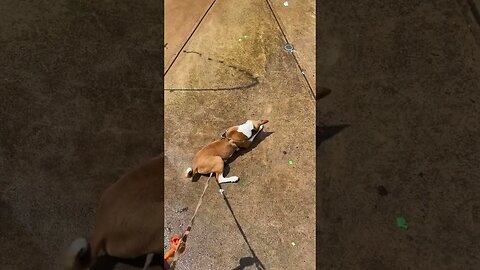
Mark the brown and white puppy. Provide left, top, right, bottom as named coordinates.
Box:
left=185, top=120, right=269, bottom=184
left=64, top=156, right=165, bottom=270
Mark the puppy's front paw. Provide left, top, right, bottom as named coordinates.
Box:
left=230, top=176, right=239, bottom=183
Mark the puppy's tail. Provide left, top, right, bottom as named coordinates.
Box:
left=64, top=238, right=94, bottom=270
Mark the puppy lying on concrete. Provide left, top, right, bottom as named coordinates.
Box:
left=185, top=119, right=269, bottom=184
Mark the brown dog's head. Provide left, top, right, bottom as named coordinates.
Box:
left=223, top=119, right=269, bottom=148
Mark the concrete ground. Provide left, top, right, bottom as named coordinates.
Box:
left=317, top=0, right=480, bottom=269
left=0, top=1, right=162, bottom=270
left=4, top=0, right=478, bottom=269
left=269, top=0, right=316, bottom=91
left=164, top=0, right=213, bottom=73
left=164, top=0, right=316, bottom=269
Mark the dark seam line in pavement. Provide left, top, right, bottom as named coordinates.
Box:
left=165, top=51, right=260, bottom=92
left=164, top=0, right=218, bottom=76
left=216, top=182, right=267, bottom=270
left=264, top=0, right=316, bottom=100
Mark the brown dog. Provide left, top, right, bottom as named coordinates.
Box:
left=64, top=156, right=164, bottom=270
left=185, top=120, right=269, bottom=183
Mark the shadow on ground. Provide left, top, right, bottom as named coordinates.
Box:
left=227, top=131, right=274, bottom=163
left=216, top=186, right=267, bottom=270
left=316, top=125, right=349, bottom=149
left=232, top=256, right=259, bottom=270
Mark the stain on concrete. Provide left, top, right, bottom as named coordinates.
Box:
left=166, top=51, right=260, bottom=91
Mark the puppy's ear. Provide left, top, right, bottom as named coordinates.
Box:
left=258, top=120, right=269, bottom=125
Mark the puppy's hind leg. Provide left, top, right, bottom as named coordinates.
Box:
left=218, top=174, right=239, bottom=184
left=212, top=158, right=239, bottom=184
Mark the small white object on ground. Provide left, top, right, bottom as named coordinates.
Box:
left=283, top=1, right=288, bottom=6
left=291, top=242, right=296, bottom=246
